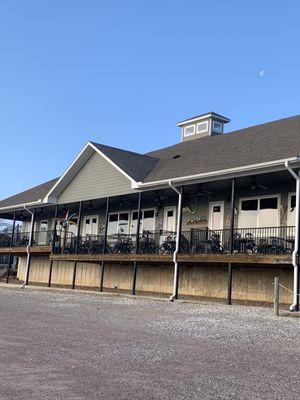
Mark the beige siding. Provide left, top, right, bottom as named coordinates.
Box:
left=57, top=151, right=134, bottom=204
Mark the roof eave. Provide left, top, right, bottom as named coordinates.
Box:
left=133, top=156, right=300, bottom=189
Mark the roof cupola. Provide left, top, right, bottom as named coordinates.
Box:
left=177, top=112, right=230, bottom=142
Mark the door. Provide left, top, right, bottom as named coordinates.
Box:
left=82, top=216, right=98, bottom=238
left=163, top=207, right=176, bottom=233
left=39, top=220, right=48, bottom=245
left=288, top=193, right=296, bottom=226
left=208, top=202, right=224, bottom=231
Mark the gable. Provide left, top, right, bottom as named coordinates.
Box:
left=57, top=151, right=134, bottom=204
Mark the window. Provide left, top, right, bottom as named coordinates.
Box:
left=184, top=125, right=195, bottom=137
left=131, top=209, right=155, bottom=232
left=212, top=121, right=223, bottom=134
left=196, top=121, right=208, bottom=134
left=107, top=213, right=129, bottom=235
left=239, top=196, right=279, bottom=228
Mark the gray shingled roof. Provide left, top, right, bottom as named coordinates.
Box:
left=144, top=115, right=300, bottom=182
left=1, top=115, right=300, bottom=209
left=91, top=142, right=159, bottom=182
left=0, top=178, right=58, bottom=209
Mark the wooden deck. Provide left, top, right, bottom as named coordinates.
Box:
left=50, top=252, right=293, bottom=265
left=0, top=245, right=292, bottom=265
left=0, top=246, right=52, bottom=256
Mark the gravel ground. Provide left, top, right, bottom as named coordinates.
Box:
left=0, top=286, right=299, bottom=400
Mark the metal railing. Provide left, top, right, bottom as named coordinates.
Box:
left=1, top=226, right=295, bottom=256
left=180, top=226, right=295, bottom=255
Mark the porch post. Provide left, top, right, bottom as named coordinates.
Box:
left=227, top=178, right=236, bottom=305
left=6, top=211, right=16, bottom=283
left=169, top=184, right=183, bottom=301
left=100, top=197, right=110, bottom=292
left=132, top=192, right=142, bottom=295
left=48, top=205, right=58, bottom=287
left=24, top=208, right=36, bottom=285
left=72, top=201, right=83, bottom=289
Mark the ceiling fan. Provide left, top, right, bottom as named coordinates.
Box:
left=117, top=196, right=132, bottom=207
left=153, top=191, right=168, bottom=208
left=250, top=176, right=268, bottom=191
left=190, top=185, right=213, bottom=197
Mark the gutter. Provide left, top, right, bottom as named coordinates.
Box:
left=168, top=181, right=182, bottom=302
left=285, top=161, right=300, bottom=311
left=20, top=205, right=35, bottom=289
left=133, top=157, right=300, bottom=189
left=0, top=199, right=43, bottom=213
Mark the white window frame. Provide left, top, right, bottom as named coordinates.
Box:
left=287, top=192, right=296, bottom=226
left=196, top=121, right=209, bottom=134
left=163, top=206, right=177, bottom=232
left=212, top=120, right=223, bottom=134
left=238, top=194, right=281, bottom=228
left=130, top=208, right=156, bottom=234
left=81, top=215, right=99, bottom=237
left=108, top=211, right=130, bottom=235
left=184, top=124, right=195, bottom=137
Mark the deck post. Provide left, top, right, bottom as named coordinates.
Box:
left=100, top=197, right=110, bottom=291
left=72, top=201, right=83, bottom=289
left=48, top=205, right=58, bottom=287
left=227, top=178, right=236, bottom=305
left=132, top=192, right=142, bottom=295
left=274, top=276, right=280, bottom=316
left=25, top=208, right=36, bottom=285
left=6, top=211, right=16, bottom=283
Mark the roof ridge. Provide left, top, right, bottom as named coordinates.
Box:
left=90, top=141, right=159, bottom=161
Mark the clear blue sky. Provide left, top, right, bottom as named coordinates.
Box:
left=0, top=1, right=299, bottom=199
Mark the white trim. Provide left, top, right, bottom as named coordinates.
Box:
left=183, top=124, right=196, bottom=137
left=43, top=142, right=92, bottom=202
left=89, top=142, right=136, bottom=184
left=208, top=201, right=224, bottom=230
left=287, top=192, right=296, bottom=226
left=133, top=157, right=300, bottom=189
left=43, top=142, right=137, bottom=203
left=177, top=113, right=230, bottom=126
left=0, top=199, right=43, bottom=212
left=196, top=121, right=209, bottom=134
left=238, top=194, right=281, bottom=228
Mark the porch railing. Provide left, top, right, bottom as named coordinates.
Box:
left=0, top=226, right=296, bottom=256
left=180, top=226, right=295, bottom=255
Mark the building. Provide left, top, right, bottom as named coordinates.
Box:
left=0, top=112, right=299, bottom=310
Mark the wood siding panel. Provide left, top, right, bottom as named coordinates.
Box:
left=57, top=151, right=134, bottom=204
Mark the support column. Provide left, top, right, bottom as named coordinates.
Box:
left=6, top=211, right=16, bottom=283
left=100, top=197, right=110, bottom=292
left=48, top=205, right=58, bottom=287
left=227, top=178, right=236, bottom=305
left=24, top=208, right=36, bottom=285
left=169, top=184, right=183, bottom=301
left=132, top=192, right=142, bottom=295
left=72, top=201, right=83, bottom=289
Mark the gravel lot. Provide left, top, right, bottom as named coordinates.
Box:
left=0, top=286, right=299, bottom=400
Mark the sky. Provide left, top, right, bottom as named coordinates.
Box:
left=0, top=0, right=299, bottom=199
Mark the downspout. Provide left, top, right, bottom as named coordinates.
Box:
left=20, top=205, right=35, bottom=289
left=168, top=181, right=182, bottom=302
left=285, top=161, right=300, bottom=311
